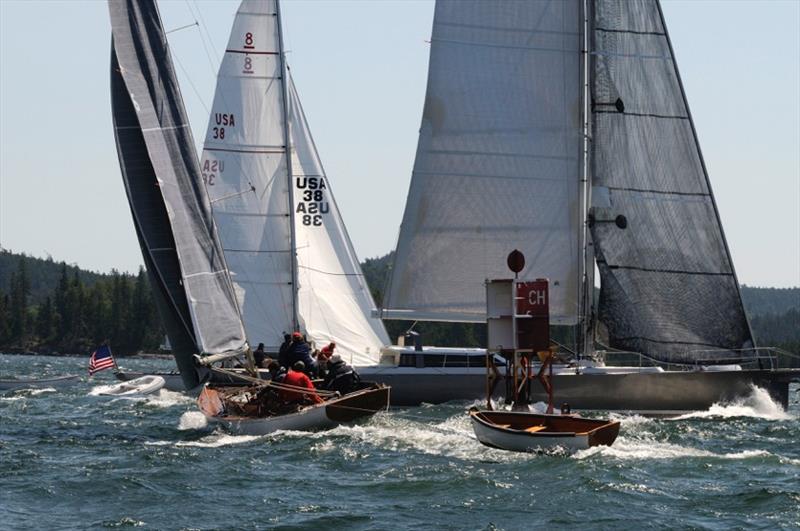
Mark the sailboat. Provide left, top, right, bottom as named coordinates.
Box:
left=109, top=0, right=389, bottom=434
left=377, top=0, right=799, bottom=411
left=197, top=0, right=389, bottom=367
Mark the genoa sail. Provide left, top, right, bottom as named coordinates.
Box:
left=109, top=0, right=248, bottom=389
left=589, top=0, right=754, bottom=361
left=201, top=0, right=388, bottom=364
left=288, top=73, right=390, bottom=366
left=384, top=0, right=585, bottom=324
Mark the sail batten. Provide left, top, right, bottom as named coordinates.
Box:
left=385, top=0, right=584, bottom=325
left=589, top=0, right=754, bottom=362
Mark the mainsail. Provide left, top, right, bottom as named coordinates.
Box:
left=201, top=0, right=388, bottom=364
left=384, top=0, right=585, bottom=324
left=589, top=0, right=754, bottom=360
left=109, top=0, right=248, bottom=389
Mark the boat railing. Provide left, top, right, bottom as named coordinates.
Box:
left=595, top=347, right=797, bottom=372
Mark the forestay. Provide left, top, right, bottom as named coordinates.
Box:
left=288, top=74, right=389, bottom=365
left=385, top=0, right=584, bottom=324
left=201, top=0, right=295, bottom=352
left=589, top=0, right=754, bottom=361
left=109, top=0, right=248, bottom=388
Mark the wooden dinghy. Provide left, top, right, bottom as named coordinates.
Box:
left=97, top=375, right=165, bottom=397
left=198, top=382, right=390, bottom=436
left=469, top=407, right=620, bottom=452
left=0, top=374, right=80, bottom=392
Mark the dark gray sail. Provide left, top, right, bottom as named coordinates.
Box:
left=109, top=0, right=248, bottom=388
left=589, top=0, right=754, bottom=362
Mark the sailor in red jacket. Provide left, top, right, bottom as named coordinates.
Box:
left=279, top=361, right=323, bottom=405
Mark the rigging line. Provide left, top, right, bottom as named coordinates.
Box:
left=209, top=184, right=256, bottom=205
left=166, top=21, right=199, bottom=34
left=185, top=0, right=221, bottom=74
left=171, top=51, right=210, bottom=114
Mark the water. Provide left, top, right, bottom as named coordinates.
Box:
left=1, top=354, right=798, bottom=530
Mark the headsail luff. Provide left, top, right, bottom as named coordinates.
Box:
left=109, top=0, right=248, bottom=389
left=589, top=0, right=754, bottom=362
left=384, top=0, right=585, bottom=325
left=201, top=0, right=387, bottom=364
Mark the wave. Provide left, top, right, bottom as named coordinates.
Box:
left=672, top=385, right=793, bottom=421
left=145, top=390, right=194, bottom=409
left=177, top=411, right=208, bottom=430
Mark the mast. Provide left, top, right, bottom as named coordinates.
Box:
left=275, top=0, right=299, bottom=332
left=580, top=0, right=596, bottom=358
left=576, top=0, right=594, bottom=355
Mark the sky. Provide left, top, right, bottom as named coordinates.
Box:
left=0, top=0, right=798, bottom=288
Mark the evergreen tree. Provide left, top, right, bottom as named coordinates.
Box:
left=9, top=259, right=31, bottom=345
left=0, top=294, right=11, bottom=346
left=54, top=262, right=70, bottom=341
left=35, top=296, right=55, bottom=344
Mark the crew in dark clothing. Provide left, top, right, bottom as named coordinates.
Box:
left=267, top=360, right=287, bottom=384
left=322, top=354, right=361, bottom=395
left=278, top=333, right=292, bottom=369
left=286, top=332, right=317, bottom=376
left=253, top=343, right=267, bottom=368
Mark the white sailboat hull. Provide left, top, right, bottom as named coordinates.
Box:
left=207, top=402, right=337, bottom=436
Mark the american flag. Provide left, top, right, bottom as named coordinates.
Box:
left=88, top=345, right=116, bottom=375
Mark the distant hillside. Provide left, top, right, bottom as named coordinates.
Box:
left=0, top=248, right=107, bottom=306
left=740, top=286, right=800, bottom=317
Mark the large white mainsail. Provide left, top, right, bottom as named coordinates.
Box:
left=202, top=0, right=388, bottom=364
left=384, top=0, right=585, bottom=324
left=201, top=0, right=294, bottom=351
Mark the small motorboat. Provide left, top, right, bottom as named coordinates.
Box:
left=97, top=375, right=165, bottom=397
left=198, top=381, right=390, bottom=436
left=115, top=370, right=186, bottom=392
left=469, top=407, right=620, bottom=452
left=0, top=375, right=80, bottom=392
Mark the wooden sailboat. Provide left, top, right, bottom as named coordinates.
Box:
left=198, top=379, right=389, bottom=436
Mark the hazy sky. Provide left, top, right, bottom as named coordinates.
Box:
left=1, top=0, right=798, bottom=288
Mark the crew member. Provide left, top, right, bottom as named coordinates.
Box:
left=280, top=361, right=323, bottom=404
left=253, top=343, right=267, bottom=368
left=322, top=354, right=361, bottom=395
left=278, top=333, right=292, bottom=368
left=267, top=360, right=286, bottom=384
left=286, top=332, right=316, bottom=376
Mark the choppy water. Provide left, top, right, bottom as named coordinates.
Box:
left=1, top=354, right=798, bottom=530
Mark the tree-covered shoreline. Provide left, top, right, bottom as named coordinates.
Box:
left=1, top=248, right=798, bottom=359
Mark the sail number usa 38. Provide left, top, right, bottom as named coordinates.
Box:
left=295, top=177, right=329, bottom=226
